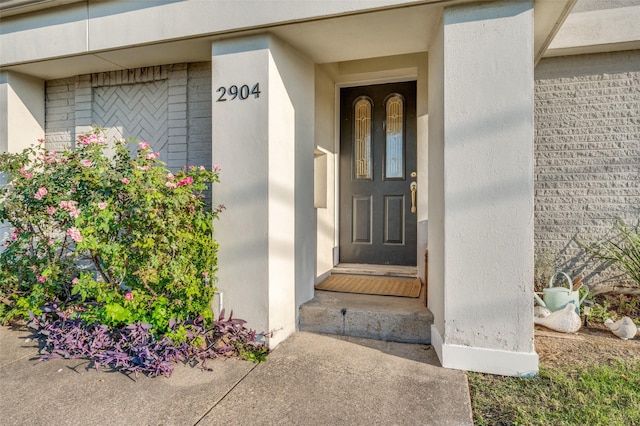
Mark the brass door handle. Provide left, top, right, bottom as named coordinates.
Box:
left=410, top=181, right=417, bottom=213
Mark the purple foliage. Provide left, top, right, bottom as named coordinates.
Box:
left=28, top=307, right=267, bottom=378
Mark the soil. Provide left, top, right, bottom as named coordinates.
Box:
left=535, top=323, right=640, bottom=369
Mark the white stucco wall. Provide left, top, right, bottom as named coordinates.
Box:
left=429, top=0, right=538, bottom=376
left=0, top=71, right=44, bottom=153
left=0, top=71, right=45, bottom=252
left=428, top=21, right=445, bottom=335
left=0, top=0, right=426, bottom=67
left=314, top=65, right=337, bottom=282
left=212, top=35, right=314, bottom=347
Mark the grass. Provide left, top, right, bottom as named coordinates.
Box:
left=468, top=360, right=640, bottom=425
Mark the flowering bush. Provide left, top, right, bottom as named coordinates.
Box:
left=0, top=128, right=222, bottom=333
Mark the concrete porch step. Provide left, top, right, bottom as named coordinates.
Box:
left=332, top=263, right=417, bottom=278
left=299, top=290, right=433, bottom=344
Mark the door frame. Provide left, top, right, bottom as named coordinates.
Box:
left=333, top=73, right=419, bottom=267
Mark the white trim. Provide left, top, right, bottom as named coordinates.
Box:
left=431, top=325, right=539, bottom=377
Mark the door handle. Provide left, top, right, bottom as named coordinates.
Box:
left=410, top=181, right=417, bottom=213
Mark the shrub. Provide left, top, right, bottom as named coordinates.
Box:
left=29, top=306, right=267, bottom=377
left=581, top=219, right=640, bottom=292
left=0, top=128, right=222, bottom=333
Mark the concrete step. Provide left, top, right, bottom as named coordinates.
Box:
left=332, top=263, right=417, bottom=278
left=299, top=290, right=433, bottom=344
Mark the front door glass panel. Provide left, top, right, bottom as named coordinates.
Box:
left=354, top=98, right=372, bottom=180
left=385, top=94, right=404, bottom=179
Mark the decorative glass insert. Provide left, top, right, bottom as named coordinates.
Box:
left=354, top=98, right=372, bottom=179
left=385, top=94, right=404, bottom=179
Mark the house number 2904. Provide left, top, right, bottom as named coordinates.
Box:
left=216, top=83, right=261, bottom=102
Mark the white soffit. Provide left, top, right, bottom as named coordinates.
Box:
left=544, top=4, right=640, bottom=57
left=534, top=0, right=577, bottom=63
left=1, top=0, right=574, bottom=80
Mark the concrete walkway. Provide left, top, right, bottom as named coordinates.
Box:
left=0, top=326, right=473, bottom=425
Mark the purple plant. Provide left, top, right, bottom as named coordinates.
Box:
left=28, top=307, right=267, bottom=378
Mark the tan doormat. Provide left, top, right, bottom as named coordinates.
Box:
left=315, top=274, right=421, bottom=298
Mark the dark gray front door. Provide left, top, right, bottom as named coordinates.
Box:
left=339, top=81, right=417, bottom=265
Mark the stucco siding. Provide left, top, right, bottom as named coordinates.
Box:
left=534, top=50, right=640, bottom=286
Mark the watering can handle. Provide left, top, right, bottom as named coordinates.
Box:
left=549, top=272, right=572, bottom=290
left=579, top=285, right=589, bottom=305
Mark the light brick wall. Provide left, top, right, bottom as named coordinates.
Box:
left=187, top=62, right=212, bottom=171
left=44, top=77, right=75, bottom=151
left=44, top=62, right=212, bottom=170
left=534, top=50, right=640, bottom=288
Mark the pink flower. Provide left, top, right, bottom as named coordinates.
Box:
left=34, top=187, right=48, bottom=200
left=66, top=227, right=82, bottom=243
left=72, top=278, right=79, bottom=285
left=165, top=181, right=177, bottom=189
left=199, top=166, right=205, bottom=171
left=178, top=176, right=194, bottom=186
left=213, top=164, right=221, bottom=172
left=81, top=160, right=92, bottom=167
left=146, top=154, right=156, bottom=160
left=37, top=276, right=46, bottom=283
left=167, top=173, right=174, bottom=180
left=24, top=173, right=33, bottom=179
left=97, top=202, right=107, bottom=210
left=189, top=165, right=196, bottom=171
left=59, top=200, right=79, bottom=218
left=125, top=292, right=133, bottom=301
left=47, top=240, right=54, bottom=246
left=19, top=168, right=26, bottom=175
left=121, top=178, right=130, bottom=184
left=137, top=165, right=149, bottom=171
left=46, top=206, right=56, bottom=215
left=37, top=138, right=45, bottom=143
left=155, top=152, right=161, bottom=158
left=138, top=142, right=150, bottom=150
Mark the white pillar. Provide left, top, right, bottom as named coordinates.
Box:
left=0, top=71, right=44, bottom=153
left=212, top=35, right=315, bottom=348
left=0, top=71, right=45, bottom=248
left=428, top=0, right=538, bottom=376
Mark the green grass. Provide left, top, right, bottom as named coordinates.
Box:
left=468, top=360, right=640, bottom=425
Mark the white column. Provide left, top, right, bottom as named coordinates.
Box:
left=0, top=71, right=45, bottom=248
left=212, top=35, right=314, bottom=348
left=0, top=71, right=44, bottom=153
left=428, top=0, right=538, bottom=376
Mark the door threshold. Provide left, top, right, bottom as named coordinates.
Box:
left=332, top=263, right=417, bottom=278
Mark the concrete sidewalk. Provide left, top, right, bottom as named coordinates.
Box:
left=0, top=327, right=473, bottom=425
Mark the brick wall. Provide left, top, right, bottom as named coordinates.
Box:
left=44, top=77, right=75, bottom=151
left=534, top=50, right=640, bottom=288
left=44, top=62, right=212, bottom=171
left=187, top=62, right=212, bottom=171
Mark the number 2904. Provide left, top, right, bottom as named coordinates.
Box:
left=216, top=83, right=261, bottom=102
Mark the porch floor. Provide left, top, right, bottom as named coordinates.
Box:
left=299, top=290, right=433, bottom=344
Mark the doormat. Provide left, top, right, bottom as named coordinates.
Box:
left=315, top=274, right=421, bottom=298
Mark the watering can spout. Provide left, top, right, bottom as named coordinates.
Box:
left=533, top=292, right=546, bottom=308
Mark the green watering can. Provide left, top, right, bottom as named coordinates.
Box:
left=534, top=272, right=588, bottom=314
